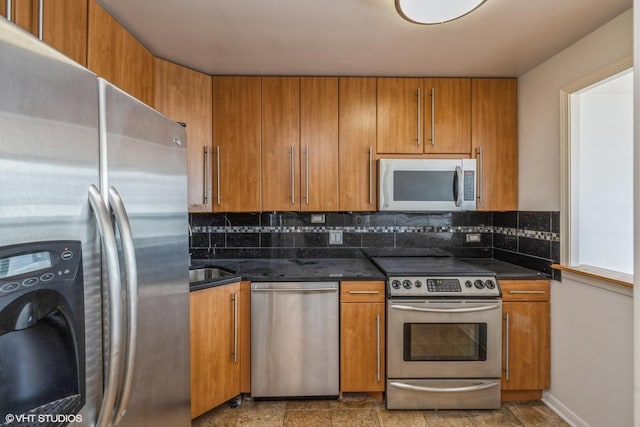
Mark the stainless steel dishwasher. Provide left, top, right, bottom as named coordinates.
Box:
left=251, top=282, right=339, bottom=398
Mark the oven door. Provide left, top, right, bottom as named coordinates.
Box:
left=387, top=299, right=502, bottom=379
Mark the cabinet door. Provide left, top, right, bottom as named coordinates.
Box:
left=502, top=301, right=550, bottom=392
left=87, top=0, right=155, bottom=107
left=340, top=302, right=385, bottom=392
left=424, top=78, right=471, bottom=154
left=212, top=77, right=262, bottom=212
left=300, top=77, right=339, bottom=211
left=155, top=59, right=212, bottom=213
left=339, top=77, right=377, bottom=211
left=262, top=77, right=300, bottom=211
left=471, top=79, right=518, bottom=210
left=190, top=283, right=241, bottom=418
left=377, top=78, right=423, bottom=154
left=10, top=0, right=88, bottom=66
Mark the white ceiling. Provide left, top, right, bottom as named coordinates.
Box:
left=98, top=0, right=631, bottom=78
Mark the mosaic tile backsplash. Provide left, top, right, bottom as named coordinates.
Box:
left=190, top=211, right=560, bottom=279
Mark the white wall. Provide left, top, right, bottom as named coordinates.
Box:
left=518, top=9, right=632, bottom=211
left=518, top=8, right=634, bottom=427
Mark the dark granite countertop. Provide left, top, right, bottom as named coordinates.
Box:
left=189, top=256, right=548, bottom=291
left=461, top=258, right=549, bottom=280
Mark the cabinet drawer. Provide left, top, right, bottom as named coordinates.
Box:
left=341, top=281, right=386, bottom=303
left=500, top=280, right=550, bottom=302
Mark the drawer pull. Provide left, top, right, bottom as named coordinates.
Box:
left=348, top=290, right=379, bottom=294
left=508, top=290, right=546, bottom=295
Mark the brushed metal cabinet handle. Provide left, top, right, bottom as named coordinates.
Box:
left=37, top=0, right=43, bottom=40
left=476, top=146, right=483, bottom=204
left=290, top=145, right=295, bottom=204
left=430, top=87, right=435, bottom=145
left=416, top=87, right=421, bottom=146
left=216, top=146, right=221, bottom=205
left=305, top=145, right=309, bottom=205
left=504, top=313, right=510, bottom=381
left=348, top=290, right=379, bottom=295
left=508, top=290, right=546, bottom=295
left=202, top=146, right=209, bottom=205
left=368, top=146, right=373, bottom=205
left=6, top=0, right=11, bottom=21
left=232, top=293, right=238, bottom=363
left=376, top=313, right=381, bottom=382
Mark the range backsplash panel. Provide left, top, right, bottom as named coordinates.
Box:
left=190, top=211, right=560, bottom=279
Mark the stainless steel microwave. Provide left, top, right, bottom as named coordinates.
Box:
left=379, top=159, right=477, bottom=211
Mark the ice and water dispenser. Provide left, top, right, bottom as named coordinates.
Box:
left=0, top=241, right=85, bottom=425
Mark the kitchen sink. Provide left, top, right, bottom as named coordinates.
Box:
left=188, top=267, right=234, bottom=284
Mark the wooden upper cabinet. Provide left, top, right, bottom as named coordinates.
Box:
left=261, top=77, right=300, bottom=211
left=471, top=78, right=518, bottom=211
left=155, top=59, right=213, bottom=213
left=212, top=76, right=262, bottom=212
left=339, top=77, right=377, bottom=211
left=10, top=0, right=88, bottom=66
left=87, top=0, right=155, bottom=107
left=423, top=78, right=471, bottom=154
left=377, top=78, right=423, bottom=154
left=300, top=77, right=339, bottom=212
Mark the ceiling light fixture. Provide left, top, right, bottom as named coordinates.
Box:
left=395, top=0, right=486, bottom=25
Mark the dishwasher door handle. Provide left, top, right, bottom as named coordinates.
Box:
left=251, top=287, right=338, bottom=293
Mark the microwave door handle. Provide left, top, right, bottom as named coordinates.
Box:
left=454, top=166, right=462, bottom=207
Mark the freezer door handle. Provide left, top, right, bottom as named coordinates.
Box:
left=88, top=185, right=124, bottom=427
left=108, top=186, right=139, bottom=425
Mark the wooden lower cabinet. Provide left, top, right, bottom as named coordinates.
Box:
left=501, top=280, right=550, bottom=401
left=340, top=281, right=385, bottom=394
left=190, top=281, right=250, bottom=418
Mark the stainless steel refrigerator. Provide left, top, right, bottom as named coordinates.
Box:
left=0, top=18, right=191, bottom=427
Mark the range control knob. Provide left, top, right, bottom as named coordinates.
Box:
left=414, top=280, right=422, bottom=288
left=474, top=280, right=485, bottom=289
left=485, top=279, right=496, bottom=289
left=465, top=280, right=473, bottom=288
left=402, top=280, right=412, bottom=289
left=391, top=280, right=401, bottom=289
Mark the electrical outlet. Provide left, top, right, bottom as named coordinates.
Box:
left=311, top=214, right=325, bottom=224
left=466, top=233, right=481, bottom=243
left=329, top=230, right=343, bottom=245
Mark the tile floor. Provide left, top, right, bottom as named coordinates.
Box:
left=192, top=394, right=569, bottom=426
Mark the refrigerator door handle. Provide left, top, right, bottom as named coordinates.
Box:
left=88, top=185, right=125, bottom=427
left=108, top=186, right=138, bottom=425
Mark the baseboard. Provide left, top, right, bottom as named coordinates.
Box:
left=542, top=391, right=589, bottom=427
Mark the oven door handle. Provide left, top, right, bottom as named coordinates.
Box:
left=389, top=381, right=499, bottom=394
left=389, top=303, right=501, bottom=314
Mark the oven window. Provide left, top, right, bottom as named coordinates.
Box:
left=393, top=171, right=454, bottom=202
left=403, top=323, right=487, bottom=361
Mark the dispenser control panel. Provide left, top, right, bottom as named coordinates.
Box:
left=0, top=241, right=82, bottom=296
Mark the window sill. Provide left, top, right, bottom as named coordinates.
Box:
left=552, top=264, right=633, bottom=295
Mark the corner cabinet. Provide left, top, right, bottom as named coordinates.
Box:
left=340, top=281, right=385, bottom=397
left=500, top=280, right=550, bottom=401
left=155, top=59, right=213, bottom=213
left=87, top=0, right=155, bottom=107
left=190, top=281, right=250, bottom=418
left=471, top=79, right=518, bottom=211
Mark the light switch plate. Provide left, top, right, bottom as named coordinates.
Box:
left=329, top=230, right=343, bottom=245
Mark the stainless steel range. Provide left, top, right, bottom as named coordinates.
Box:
left=371, top=257, right=502, bottom=410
